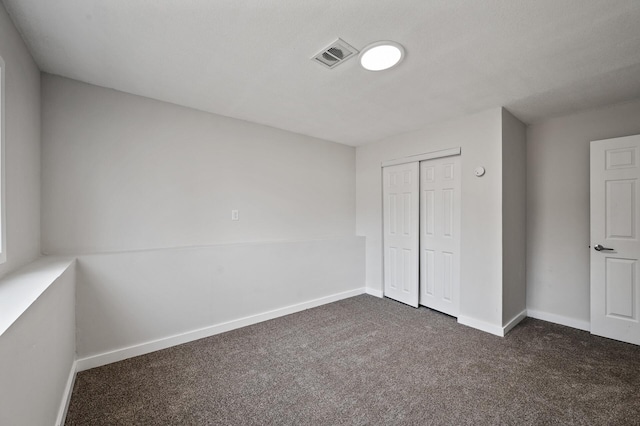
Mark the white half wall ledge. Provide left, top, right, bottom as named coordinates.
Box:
left=48, top=236, right=365, bottom=257
left=0, top=257, right=76, bottom=426
left=527, top=309, right=590, bottom=332
left=76, top=288, right=366, bottom=371
left=0, top=256, right=75, bottom=336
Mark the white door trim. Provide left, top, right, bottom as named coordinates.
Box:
left=381, top=147, right=461, bottom=167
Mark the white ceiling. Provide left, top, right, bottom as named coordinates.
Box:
left=3, top=0, right=640, bottom=146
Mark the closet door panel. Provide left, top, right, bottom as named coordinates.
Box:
left=383, top=163, right=419, bottom=307
left=420, top=157, right=461, bottom=316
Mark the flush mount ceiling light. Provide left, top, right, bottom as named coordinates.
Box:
left=359, top=41, right=405, bottom=71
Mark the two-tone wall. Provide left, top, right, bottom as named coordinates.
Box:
left=4, top=1, right=640, bottom=423
left=40, top=75, right=364, bottom=367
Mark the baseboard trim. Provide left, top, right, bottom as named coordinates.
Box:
left=458, top=315, right=504, bottom=337
left=365, top=288, right=383, bottom=298
left=503, top=310, right=527, bottom=335
left=527, top=309, right=590, bottom=332
left=56, top=359, right=77, bottom=426
left=76, top=288, right=366, bottom=371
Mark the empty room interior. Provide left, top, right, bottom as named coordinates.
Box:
left=1, top=1, right=640, bottom=425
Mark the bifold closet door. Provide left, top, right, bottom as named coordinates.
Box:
left=420, top=157, right=461, bottom=317
left=383, top=162, right=419, bottom=307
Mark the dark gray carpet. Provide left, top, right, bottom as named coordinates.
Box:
left=65, top=295, right=640, bottom=425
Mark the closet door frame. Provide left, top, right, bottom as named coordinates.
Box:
left=381, top=147, right=461, bottom=168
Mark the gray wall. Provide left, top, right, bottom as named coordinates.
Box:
left=502, top=109, right=527, bottom=324
left=356, top=108, right=506, bottom=328
left=42, top=74, right=356, bottom=254
left=0, top=3, right=41, bottom=278
left=527, top=99, right=640, bottom=328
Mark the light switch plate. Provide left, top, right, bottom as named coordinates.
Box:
left=231, top=210, right=239, bottom=221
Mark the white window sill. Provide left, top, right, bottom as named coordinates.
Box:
left=0, top=256, right=75, bottom=337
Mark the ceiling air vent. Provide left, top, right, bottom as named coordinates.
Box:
left=311, top=38, right=359, bottom=69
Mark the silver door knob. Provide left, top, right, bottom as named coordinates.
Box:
left=594, top=244, right=614, bottom=251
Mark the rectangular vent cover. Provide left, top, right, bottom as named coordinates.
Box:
left=312, top=38, right=358, bottom=69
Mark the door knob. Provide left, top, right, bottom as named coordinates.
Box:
left=594, top=244, right=614, bottom=251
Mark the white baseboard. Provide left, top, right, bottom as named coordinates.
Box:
left=56, top=359, right=77, bottom=426
left=526, top=309, right=590, bottom=332
left=503, top=310, right=527, bottom=335
left=365, top=287, right=383, bottom=298
left=458, top=315, right=504, bottom=337
left=76, top=288, right=366, bottom=371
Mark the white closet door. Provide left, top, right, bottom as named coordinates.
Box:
left=420, top=156, right=461, bottom=317
left=383, top=163, right=419, bottom=307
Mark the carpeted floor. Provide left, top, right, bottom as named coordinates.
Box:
left=65, top=295, right=640, bottom=425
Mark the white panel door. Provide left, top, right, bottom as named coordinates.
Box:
left=420, top=156, right=461, bottom=317
left=383, top=163, right=419, bottom=307
left=591, top=134, right=640, bottom=345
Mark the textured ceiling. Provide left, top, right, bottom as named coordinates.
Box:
left=3, top=0, right=640, bottom=146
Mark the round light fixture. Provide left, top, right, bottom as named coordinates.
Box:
left=359, top=41, right=405, bottom=71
